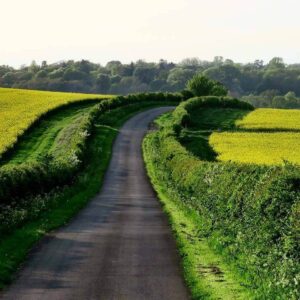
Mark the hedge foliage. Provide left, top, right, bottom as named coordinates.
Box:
left=148, top=96, right=300, bottom=299
left=0, top=92, right=182, bottom=206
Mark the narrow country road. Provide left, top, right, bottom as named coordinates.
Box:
left=1, top=107, right=189, bottom=300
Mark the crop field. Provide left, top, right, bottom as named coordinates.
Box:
left=0, top=88, right=111, bottom=156
left=236, top=108, right=300, bottom=130
left=210, top=131, right=300, bottom=165
left=178, top=106, right=300, bottom=166
left=208, top=108, right=300, bottom=165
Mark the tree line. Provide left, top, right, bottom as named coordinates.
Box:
left=1, top=56, right=300, bottom=108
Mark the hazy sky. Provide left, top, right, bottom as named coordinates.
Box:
left=1, top=0, right=300, bottom=67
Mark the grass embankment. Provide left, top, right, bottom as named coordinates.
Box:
left=0, top=98, right=177, bottom=289
left=0, top=87, right=112, bottom=157
left=143, top=141, right=251, bottom=300
left=1, top=102, right=96, bottom=165
left=143, top=96, right=300, bottom=299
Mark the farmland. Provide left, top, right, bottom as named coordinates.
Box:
left=0, top=88, right=111, bottom=157
left=177, top=105, right=300, bottom=166
left=210, top=131, right=300, bottom=165
left=0, top=88, right=299, bottom=299
left=236, top=108, right=300, bottom=130
left=209, top=108, right=300, bottom=165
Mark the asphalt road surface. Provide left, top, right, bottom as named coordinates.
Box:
left=1, top=107, right=189, bottom=300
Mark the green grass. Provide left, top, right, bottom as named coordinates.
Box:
left=0, top=101, right=171, bottom=289
left=176, top=108, right=249, bottom=161
left=0, top=87, right=112, bottom=157
left=1, top=102, right=97, bottom=165
left=188, top=108, right=250, bottom=131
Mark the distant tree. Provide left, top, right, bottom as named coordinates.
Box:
left=213, top=56, right=224, bottom=66
left=35, top=70, right=48, bottom=79
left=285, top=91, right=296, bottom=101
left=267, top=57, right=285, bottom=69
left=167, top=68, right=194, bottom=89
left=106, top=61, right=122, bottom=76
left=29, top=60, right=39, bottom=73
left=41, top=60, right=47, bottom=68
left=63, top=68, right=86, bottom=81
left=2, top=72, right=15, bottom=85
left=211, top=81, right=228, bottom=96
left=1, top=57, right=300, bottom=106
left=133, top=65, right=157, bottom=84
left=187, top=74, right=212, bottom=96
left=96, top=74, right=110, bottom=93
left=110, top=75, right=121, bottom=84
left=187, top=74, right=228, bottom=96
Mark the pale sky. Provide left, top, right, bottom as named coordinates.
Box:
left=1, top=0, right=300, bottom=67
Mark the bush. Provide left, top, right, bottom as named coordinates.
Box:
left=187, top=74, right=228, bottom=96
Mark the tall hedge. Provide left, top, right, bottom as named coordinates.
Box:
left=147, top=96, right=300, bottom=299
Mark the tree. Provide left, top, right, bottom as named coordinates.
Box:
left=211, top=81, right=228, bottom=96
left=267, top=57, right=285, bottom=70
left=133, top=65, right=157, bottom=84
left=96, top=74, right=110, bottom=93
left=167, top=68, right=194, bottom=89
left=35, top=70, right=48, bottom=79
left=63, top=68, right=86, bottom=81
left=285, top=91, right=296, bottom=101
left=187, top=74, right=228, bottom=96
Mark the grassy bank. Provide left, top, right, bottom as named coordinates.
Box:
left=143, top=136, right=251, bottom=299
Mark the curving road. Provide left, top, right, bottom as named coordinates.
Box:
left=1, top=107, right=189, bottom=300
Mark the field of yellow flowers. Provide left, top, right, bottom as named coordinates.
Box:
left=210, top=131, right=300, bottom=165
left=210, top=108, right=300, bottom=165
left=236, top=108, right=300, bottom=130
left=0, top=88, right=111, bottom=156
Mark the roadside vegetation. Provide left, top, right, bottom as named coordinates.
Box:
left=1, top=84, right=299, bottom=299
left=143, top=96, right=300, bottom=299
left=0, top=91, right=181, bottom=288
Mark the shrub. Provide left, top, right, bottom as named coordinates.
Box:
left=187, top=74, right=228, bottom=96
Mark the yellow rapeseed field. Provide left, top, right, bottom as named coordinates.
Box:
left=209, top=108, right=300, bottom=165
left=0, top=88, right=112, bottom=156
left=210, top=132, right=300, bottom=165
left=236, top=108, right=300, bottom=130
